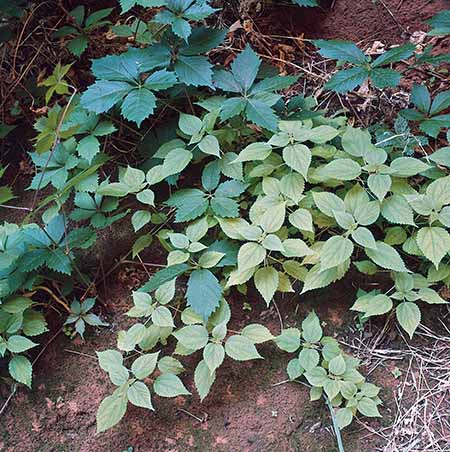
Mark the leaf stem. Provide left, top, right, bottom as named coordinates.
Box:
left=324, top=395, right=345, bottom=452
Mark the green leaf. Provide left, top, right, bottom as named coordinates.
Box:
left=416, top=227, right=450, bottom=269
left=174, top=55, right=213, bottom=87
left=315, top=40, right=368, bottom=65
left=418, top=288, right=447, bottom=304
left=430, top=90, right=450, bottom=115
left=194, top=360, right=216, bottom=401
left=97, top=350, right=129, bottom=385
left=304, top=366, right=328, bottom=387
left=9, top=355, right=32, bottom=387
left=144, top=69, right=177, bottom=90
left=302, top=311, right=323, bottom=343
left=158, top=356, right=184, bottom=374
left=77, top=134, right=100, bottom=163
left=67, top=35, right=89, bottom=57
left=96, top=387, right=128, bottom=433
left=366, top=241, right=408, bottom=272
left=137, top=189, right=155, bottom=206
left=390, top=157, right=430, bottom=177
left=231, top=44, right=260, bottom=92
left=352, top=227, right=377, bottom=250
left=430, top=147, right=450, bottom=167
left=234, top=142, right=272, bottom=163
left=131, top=352, right=159, bottom=379
left=289, top=208, right=313, bottom=232
left=324, top=379, right=340, bottom=400
left=121, top=88, right=156, bottom=126
left=427, top=10, right=450, bottom=36
left=318, top=158, right=361, bottom=181
left=320, top=236, right=354, bottom=271
left=352, top=293, right=393, bottom=317
left=336, top=408, right=353, bottom=429
left=396, top=302, right=421, bottom=338
left=6, top=335, right=37, bottom=353
left=80, top=80, right=131, bottom=114
left=131, top=210, right=151, bottom=232
left=283, top=144, right=312, bottom=178
left=342, top=126, right=372, bottom=157
left=198, top=134, right=220, bottom=157
left=254, top=266, right=279, bottom=305
left=186, top=269, right=222, bottom=321
left=245, top=99, right=279, bottom=132
left=127, top=380, right=153, bottom=409
left=152, top=306, right=174, bottom=327
left=357, top=397, right=381, bottom=417
left=237, top=242, right=266, bottom=271
left=370, top=68, right=401, bottom=88
left=173, top=325, right=209, bottom=351
left=368, top=174, right=391, bottom=201
left=287, top=358, right=304, bottom=380
left=210, top=196, right=239, bottom=218
left=179, top=113, right=202, bottom=136
left=203, top=343, right=225, bottom=373
left=329, top=355, right=346, bottom=375
left=198, top=251, right=225, bottom=268
left=225, top=335, right=263, bottom=361
left=372, top=43, right=415, bottom=67
left=274, top=328, right=301, bottom=352
left=410, top=84, right=431, bottom=113
left=153, top=373, right=191, bottom=397
left=241, top=324, right=274, bottom=344
left=117, top=324, right=146, bottom=352
left=298, top=348, right=320, bottom=371
left=140, top=263, right=189, bottom=292
left=324, top=67, right=369, bottom=93
left=313, top=192, right=345, bottom=217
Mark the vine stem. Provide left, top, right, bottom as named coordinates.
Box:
left=33, top=285, right=71, bottom=313
left=324, top=395, right=345, bottom=452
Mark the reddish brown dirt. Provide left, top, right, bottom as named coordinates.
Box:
left=266, top=0, right=450, bottom=45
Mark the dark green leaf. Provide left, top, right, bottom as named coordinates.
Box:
left=315, top=39, right=368, bottom=65
left=324, top=67, right=369, bottom=93
left=140, top=263, right=189, bottom=292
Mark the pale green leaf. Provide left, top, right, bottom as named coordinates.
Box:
left=225, top=335, right=263, bottom=361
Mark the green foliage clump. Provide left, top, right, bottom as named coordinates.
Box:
left=4, top=2, right=450, bottom=449
left=54, top=6, right=113, bottom=56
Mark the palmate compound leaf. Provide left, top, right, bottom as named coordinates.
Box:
left=186, top=269, right=222, bottom=320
